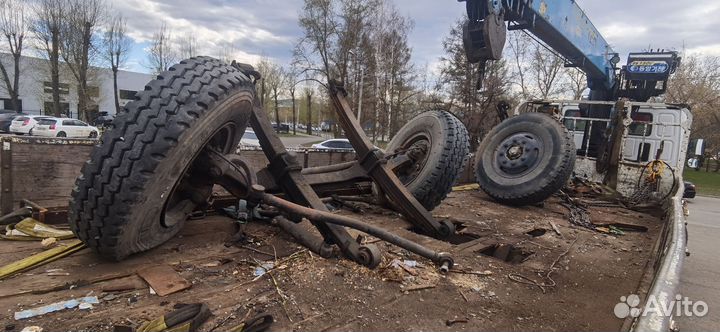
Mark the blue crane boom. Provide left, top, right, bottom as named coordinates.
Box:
left=460, top=0, right=680, bottom=101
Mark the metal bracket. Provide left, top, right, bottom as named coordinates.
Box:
left=248, top=102, right=362, bottom=262
left=328, top=80, right=454, bottom=238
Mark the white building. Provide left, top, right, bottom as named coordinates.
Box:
left=0, top=53, right=153, bottom=119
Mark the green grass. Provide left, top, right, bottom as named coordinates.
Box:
left=683, top=169, right=720, bottom=197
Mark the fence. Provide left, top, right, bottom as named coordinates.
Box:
left=0, top=137, right=356, bottom=214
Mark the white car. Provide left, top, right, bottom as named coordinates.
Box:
left=311, top=138, right=354, bottom=151
left=33, top=117, right=100, bottom=138
left=239, top=129, right=260, bottom=148
left=8, top=115, right=51, bottom=135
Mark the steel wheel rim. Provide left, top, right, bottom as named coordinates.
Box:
left=393, top=132, right=431, bottom=185
left=161, top=122, right=237, bottom=227
left=492, top=132, right=543, bottom=178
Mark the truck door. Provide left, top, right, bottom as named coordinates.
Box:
left=561, top=108, right=586, bottom=153
left=621, top=107, right=681, bottom=167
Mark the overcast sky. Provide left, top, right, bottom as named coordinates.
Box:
left=113, top=0, right=720, bottom=74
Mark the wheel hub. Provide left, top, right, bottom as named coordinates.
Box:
left=161, top=123, right=238, bottom=228
left=393, top=137, right=430, bottom=184
left=495, top=132, right=542, bottom=176
left=506, top=145, right=523, bottom=160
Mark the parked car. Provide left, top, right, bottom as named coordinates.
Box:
left=9, top=115, right=51, bottom=135
left=239, top=129, right=260, bottom=148
left=272, top=122, right=290, bottom=133
left=311, top=138, right=354, bottom=151
left=683, top=181, right=696, bottom=199
left=33, top=117, right=100, bottom=138
left=0, top=111, right=25, bottom=133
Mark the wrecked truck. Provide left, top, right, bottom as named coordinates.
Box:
left=0, top=0, right=698, bottom=328
left=0, top=55, right=692, bottom=332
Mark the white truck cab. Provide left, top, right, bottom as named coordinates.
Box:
left=517, top=100, right=691, bottom=169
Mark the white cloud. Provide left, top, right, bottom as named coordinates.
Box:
left=111, top=0, right=720, bottom=75
left=111, top=0, right=298, bottom=66
left=599, top=23, right=648, bottom=41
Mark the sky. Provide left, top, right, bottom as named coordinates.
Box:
left=112, top=0, right=720, bottom=75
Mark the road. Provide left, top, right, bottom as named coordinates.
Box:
left=279, top=134, right=324, bottom=148
left=679, top=195, right=720, bottom=330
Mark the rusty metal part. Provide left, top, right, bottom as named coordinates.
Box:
left=300, top=160, right=356, bottom=175
left=356, top=243, right=382, bottom=269
left=272, top=216, right=334, bottom=258
left=191, top=83, right=459, bottom=271
left=558, top=191, right=594, bottom=230
left=261, top=192, right=454, bottom=270
left=20, top=199, right=48, bottom=224
left=248, top=104, right=363, bottom=263
left=0, top=206, right=32, bottom=225
left=328, top=80, right=454, bottom=238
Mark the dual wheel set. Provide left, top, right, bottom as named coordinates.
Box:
left=68, top=57, right=574, bottom=266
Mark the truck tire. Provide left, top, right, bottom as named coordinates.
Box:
left=385, top=111, right=470, bottom=211
left=68, top=57, right=257, bottom=260
left=474, top=112, right=575, bottom=206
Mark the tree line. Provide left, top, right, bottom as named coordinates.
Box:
left=0, top=0, right=132, bottom=121
left=2, top=0, right=717, bottom=149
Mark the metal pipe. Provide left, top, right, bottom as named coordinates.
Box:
left=273, top=216, right=334, bottom=258
left=262, top=193, right=453, bottom=268
left=300, top=160, right=357, bottom=175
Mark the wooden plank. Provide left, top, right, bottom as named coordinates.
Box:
left=11, top=140, right=93, bottom=208
left=3, top=135, right=358, bottom=210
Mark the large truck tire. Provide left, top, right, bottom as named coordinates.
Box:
left=68, top=57, right=257, bottom=260
left=385, top=111, right=470, bottom=211
left=474, top=112, right=575, bottom=206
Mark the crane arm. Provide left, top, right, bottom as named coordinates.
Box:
left=460, top=0, right=680, bottom=101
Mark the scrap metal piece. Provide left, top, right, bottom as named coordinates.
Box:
left=248, top=104, right=364, bottom=263
left=0, top=206, right=32, bottom=225
left=328, top=80, right=454, bottom=238
left=137, top=265, right=191, bottom=297
left=20, top=199, right=48, bottom=224
left=262, top=193, right=454, bottom=271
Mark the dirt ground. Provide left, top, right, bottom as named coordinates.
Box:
left=0, top=190, right=665, bottom=331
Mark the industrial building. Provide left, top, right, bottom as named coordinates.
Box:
left=0, top=53, right=153, bottom=119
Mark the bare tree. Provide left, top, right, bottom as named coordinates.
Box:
left=267, top=63, right=287, bottom=132
left=286, top=69, right=299, bottom=134
left=255, top=57, right=273, bottom=108
left=294, top=0, right=418, bottom=140
left=31, top=0, right=66, bottom=116
left=146, top=22, right=177, bottom=74
left=564, top=68, right=587, bottom=100
left=665, top=54, right=720, bottom=150
left=102, top=13, right=131, bottom=114
left=530, top=45, right=564, bottom=99
left=507, top=32, right=530, bottom=99
left=304, top=85, right=314, bottom=135
left=507, top=31, right=567, bottom=100
left=178, top=33, right=197, bottom=59
left=216, top=41, right=236, bottom=63
left=295, top=0, right=338, bottom=85
left=439, top=18, right=510, bottom=148
left=60, top=0, right=105, bottom=121
left=0, top=0, right=27, bottom=112
left=255, top=57, right=288, bottom=132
